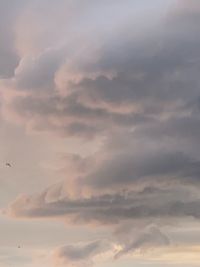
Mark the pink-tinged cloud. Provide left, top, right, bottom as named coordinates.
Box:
left=1, top=2, right=200, bottom=267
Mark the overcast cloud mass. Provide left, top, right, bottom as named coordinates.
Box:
left=0, top=1, right=200, bottom=267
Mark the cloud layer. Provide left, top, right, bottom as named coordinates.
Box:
left=1, top=0, right=200, bottom=266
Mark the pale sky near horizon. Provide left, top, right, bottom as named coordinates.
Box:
left=0, top=1, right=200, bottom=267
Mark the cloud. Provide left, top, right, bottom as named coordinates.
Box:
left=13, top=47, right=66, bottom=92
left=114, top=226, right=170, bottom=259
left=53, top=240, right=110, bottom=267
left=0, top=0, right=195, bottom=135
left=52, top=227, right=170, bottom=266
left=2, top=2, right=200, bottom=265
left=85, top=150, right=200, bottom=188
left=1, top=0, right=200, bottom=142
left=0, top=0, right=24, bottom=77
left=6, top=183, right=200, bottom=226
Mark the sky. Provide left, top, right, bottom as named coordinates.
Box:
left=1, top=0, right=200, bottom=266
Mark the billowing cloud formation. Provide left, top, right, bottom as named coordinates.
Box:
left=2, top=0, right=200, bottom=265
left=0, top=1, right=180, bottom=135
left=1, top=0, right=200, bottom=140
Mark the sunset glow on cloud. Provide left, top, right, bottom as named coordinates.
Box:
left=0, top=1, right=200, bottom=266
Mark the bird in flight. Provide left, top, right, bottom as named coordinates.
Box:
left=6, top=163, right=12, bottom=167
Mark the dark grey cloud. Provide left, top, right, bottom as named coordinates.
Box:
left=86, top=151, right=200, bottom=188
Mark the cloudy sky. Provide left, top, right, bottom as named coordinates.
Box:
left=1, top=0, right=200, bottom=266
